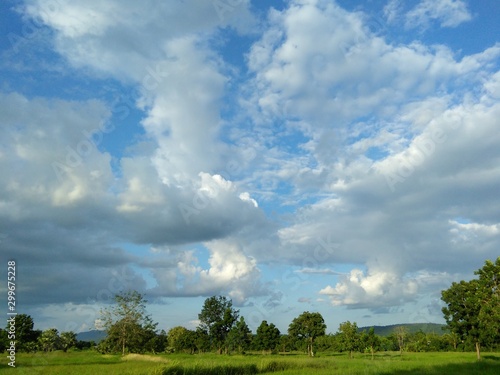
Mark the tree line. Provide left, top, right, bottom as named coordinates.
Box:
left=2, top=257, right=499, bottom=358
left=0, top=314, right=91, bottom=353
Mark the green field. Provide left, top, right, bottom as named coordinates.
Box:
left=2, top=351, right=500, bottom=375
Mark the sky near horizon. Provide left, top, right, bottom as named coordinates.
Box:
left=1, top=0, right=499, bottom=335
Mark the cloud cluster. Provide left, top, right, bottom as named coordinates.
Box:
left=2, top=0, right=268, bottom=309
left=243, top=0, right=500, bottom=310
left=1, top=0, right=499, bottom=329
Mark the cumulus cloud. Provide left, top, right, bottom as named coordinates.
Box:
left=146, top=239, right=263, bottom=305
left=0, top=90, right=269, bottom=307
left=319, top=269, right=418, bottom=309
left=318, top=267, right=453, bottom=311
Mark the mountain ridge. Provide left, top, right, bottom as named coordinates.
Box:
left=76, top=329, right=106, bottom=342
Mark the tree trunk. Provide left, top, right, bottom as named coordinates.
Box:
left=371, top=346, right=374, bottom=360
left=475, top=341, right=481, bottom=360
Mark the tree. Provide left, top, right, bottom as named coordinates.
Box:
left=38, top=328, right=60, bottom=352
left=198, top=296, right=239, bottom=354
left=288, top=311, right=326, bottom=357
left=338, top=321, right=360, bottom=358
left=278, top=334, right=296, bottom=353
left=0, top=329, right=8, bottom=352
left=60, top=331, right=77, bottom=352
left=393, top=326, right=408, bottom=355
left=360, top=327, right=380, bottom=360
left=442, top=331, right=460, bottom=351
left=194, top=328, right=211, bottom=353
left=100, top=290, right=157, bottom=355
left=227, top=317, right=252, bottom=353
left=441, top=257, right=500, bottom=360
left=475, top=258, right=500, bottom=350
left=253, top=320, right=280, bottom=352
left=168, top=326, right=196, bottom=353
left=145, top=329, right=168, bottom=354
left=8, top=314, right=40, bottom=352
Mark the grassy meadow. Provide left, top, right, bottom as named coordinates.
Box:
left=2, top=351, right=500, bottom=375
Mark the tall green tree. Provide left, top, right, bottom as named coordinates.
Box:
left=100, top=290, right=157, bottom=355
left=198, top=296, right=239, bottom=354
left=441, top=257, right=500, bottom=360
left=227, top=317, right=252, bottom=353
left=338, top=321, right=360, bottom=358
left=253, top=320, right=280, bottom=352
left=475, top=258, right=500, bottom=349
left=7, top=314, right=40, bottom=352
left=288, top=311, right=326, bottom=357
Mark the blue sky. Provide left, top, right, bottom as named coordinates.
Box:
left=1, top=0, right=499, bottom=335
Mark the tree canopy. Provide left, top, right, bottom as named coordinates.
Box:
left=254, top=320, right=280, bottom=352
left=227, top=317, right=252, bottom=353
left=100, top=290, right=158, bottom=355
left=441, top=257, right=500, bottom=359
left=337, top=321, right=360, bottom=358
left=198, top=295, right=239, bottom=354
left=288, top=311, right=326, bottom=356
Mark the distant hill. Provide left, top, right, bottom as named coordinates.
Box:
left=77, top=330, right=107, bottom=342
left=358, top=323, right=447, bottom=336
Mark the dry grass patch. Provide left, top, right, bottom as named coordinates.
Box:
left=121, top=353, right=170, bottom=363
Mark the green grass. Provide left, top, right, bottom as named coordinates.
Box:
left=1, top=351, right=499, bottom=374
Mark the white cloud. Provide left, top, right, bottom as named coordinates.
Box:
left=245, top=0, right=500, bottom=306
left=0, top=90, right=269, bottom=307
left=383, top=0, right=401, bottom=24
left=319, top=268, right=453, bottom=311
left=449, top=220, right=500, bottom=244
left=0, top=92, right=114, bottom=209
left=148, top=240, right=262, bottom=305
left=405, top=0, right=472, bottom=29
left=23, top=0, right=255, bottom=78
left=239, top=192, right=258, bottom=207
left=319, top=269, right=418, bottom=308
left=245, top=0, right=495, bottom=179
